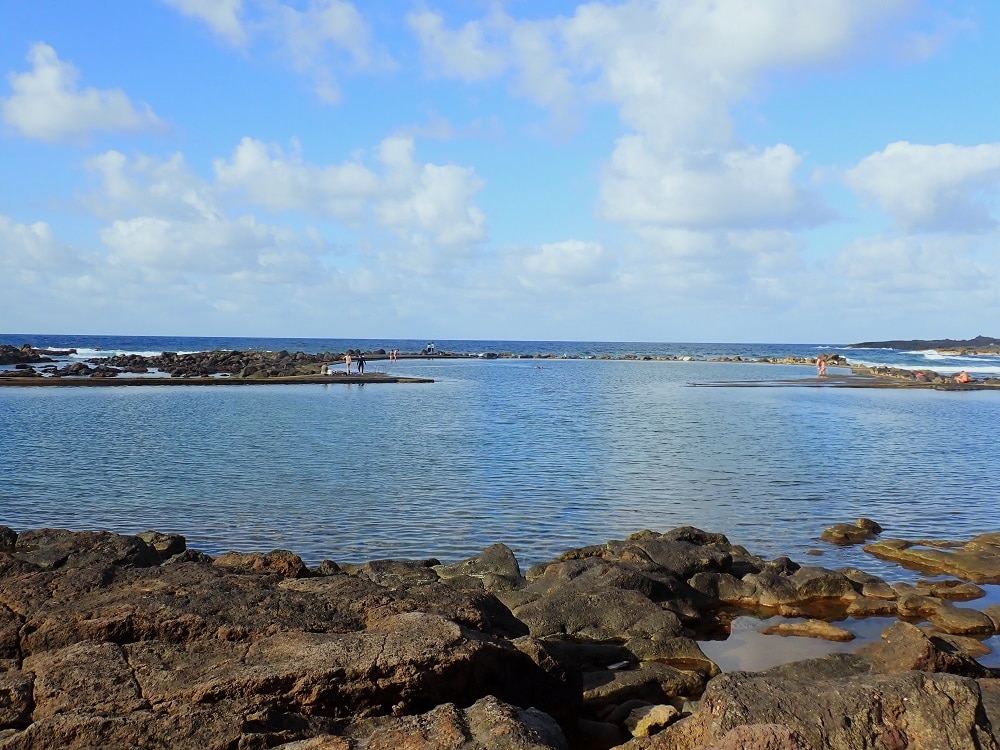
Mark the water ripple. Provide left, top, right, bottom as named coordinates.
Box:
left=2, top=359, right=999, bottom=580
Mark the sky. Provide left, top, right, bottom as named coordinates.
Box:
left=2, top=0, right=999, bottom=344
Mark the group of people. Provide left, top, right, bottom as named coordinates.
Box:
left=318, top=349, right=406, bottom=376
left=343, top=351, right=365, bottom=375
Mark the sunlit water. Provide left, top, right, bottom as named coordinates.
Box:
left=3, top=356, right=998, bottom=581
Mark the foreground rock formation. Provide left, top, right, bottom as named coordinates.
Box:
left=1, top=525, right=999, bottom=749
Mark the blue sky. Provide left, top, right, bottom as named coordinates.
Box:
left=3, top=0, right=999, bottom=343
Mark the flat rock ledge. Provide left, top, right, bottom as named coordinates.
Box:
left=2, top=525, right=1000, bottom=749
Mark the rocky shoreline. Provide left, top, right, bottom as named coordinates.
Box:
left=5, top=344, right=1000, bottom=391
left=849, top=335, right=1000, bottom=355
left=2, top=522, right=1000, bottom=748
left=0, top=344, right=845, bottom=386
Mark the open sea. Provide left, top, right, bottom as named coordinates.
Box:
left=2, top=333, right=1000, bottom=582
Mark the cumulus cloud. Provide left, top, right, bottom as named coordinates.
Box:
left=408, top=9, right=509, bottom=82
left=407, top=1, right=906, bottom=282
left=561, top=1, right=903, bottom=140
left=0, top=215, right=85, bottom=280
left=265, top=0, right=384, bottom=102
left=85, top=135, right=487, bottom=286
left=84, top=149, right=333, bottom=285
left=100, top=214, right=327, bottom=283
left=513, top=240, right=611, bottom=290
left=601, top=138, right=822, bottom=229
left=162, top=0, right=388, bottom=102
left=373, top=136, right=486, bottom=249
left=833, top=233, right=995, bottom=312
left=86, top=151, right=219, bottom=221
left=844, top=141, right=1000, bottom=233
left=213, top=137, right=379, bottom=219
left=160, top=0, right=248, bottom=46
left=1, top=43, right=163, bottom=143
left=213, top=134, right=487, bottom=254
left=620, top=227, right=805, bottom=300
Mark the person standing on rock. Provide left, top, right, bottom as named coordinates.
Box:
left=817, top=356, right=827, bottom=377
left=357, top=352, right=366, bottom=375
left=344, top=352, right=352, bottom=375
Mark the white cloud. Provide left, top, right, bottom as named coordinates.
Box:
left=162, top=0, right=387, bottom=103
left=213, top=135, right=487, bottom=254
left=1, top=44, right=163, bottom=143
left=0, top=215, right=85, bottom=280
left=160, top=0, right=248, bottom=47
left=407, top=9, right=508, bottom=82
left=86, top=151, right=219, bottom=221
left=844, top=141, right=1000, bottom=233
left=87, top=136, right=487, bottom=285
left=622, top=227, right=805, bottom=299
left=833, top=233, right=996, bottom=310
left=374, top=136, right=486, bottom=250
left=84, top=149, right=333, bottom=284
left=266, top=0, right=383, bottom=102
left=213, top=137, right=379, bottom=219
left=100, top=214, right=327, bottom=283
left=602, top=138, right=819, bottom=229
left=514, top=240, right=611, bottom=289
left=406, top=0, right=902, bottom=280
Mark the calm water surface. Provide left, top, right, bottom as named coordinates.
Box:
left=2, top=358, right=999, bottom=580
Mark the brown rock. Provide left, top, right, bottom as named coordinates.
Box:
left=928, top=603, right=997, bottom=636
left=861, top=621, right=993, bottom=677
left=212, top=549, right=308, bottom=578
left=820, top=519, right=881, bottom=546
left=625, top=704, right=680, bottom=737
left=845, top=596, right=897, bottom=618
left=633, top=669, right=995, bottom=750
left=582, top=662, right=704, bottom=707
left=865, top=536, right=1000, bottom=584
left=23, top=641, right=149, bottom=719
left=759, top=619, right=855, bottom=642
left=0, top=671, right=33, bottom=729
left=13, top=528, right=161, bottom=570
left=352, top=695, right=568, bottom=750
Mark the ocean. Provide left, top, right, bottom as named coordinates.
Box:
left=2, top=333, right=999, bottom=581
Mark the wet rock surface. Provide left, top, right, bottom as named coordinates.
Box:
left=1, top=524, right=999, bottom=749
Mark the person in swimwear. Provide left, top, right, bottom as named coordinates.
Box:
left=955, top=370, right=971, bottom=384
left=816, top=356, right=827, bottom=377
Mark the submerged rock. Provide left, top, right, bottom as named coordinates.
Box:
left=866, top=534, right=1000, bottom=583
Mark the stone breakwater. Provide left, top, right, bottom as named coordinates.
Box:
left=2, top=524, right=1000, bottom=749
left=0, top=345, right=843, bottom=381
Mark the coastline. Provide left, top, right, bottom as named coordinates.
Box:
left=6, top=343, right=1000, bottom=389
left=2, top=521, right=999, bottom=748
left=0, top=373, right=434, bottom=387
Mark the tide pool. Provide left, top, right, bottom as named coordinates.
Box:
left=2, top=355, right=998, bottom=580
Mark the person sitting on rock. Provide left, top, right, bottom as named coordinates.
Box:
left=955, top=370, right=971, bottom=384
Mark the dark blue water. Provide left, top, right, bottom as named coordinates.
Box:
left=2, top=335, right=999, bottom=579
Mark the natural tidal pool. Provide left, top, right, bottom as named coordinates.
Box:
left=2, top=357, right=998, bottom=579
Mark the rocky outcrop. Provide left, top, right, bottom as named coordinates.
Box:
left=866, top=534, right=1000, bottom=584
left=0, top=345, right=55, bottom=366
left=626, top=623, right=999, bottom=750
left=2, top=525, right=1000, bottom=749
left=849, top=335, right=1000, bottom=352
left=820, top=518, right=882, bottom=546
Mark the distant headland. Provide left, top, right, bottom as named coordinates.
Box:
left=849, top=335, right=1000, bottom=354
